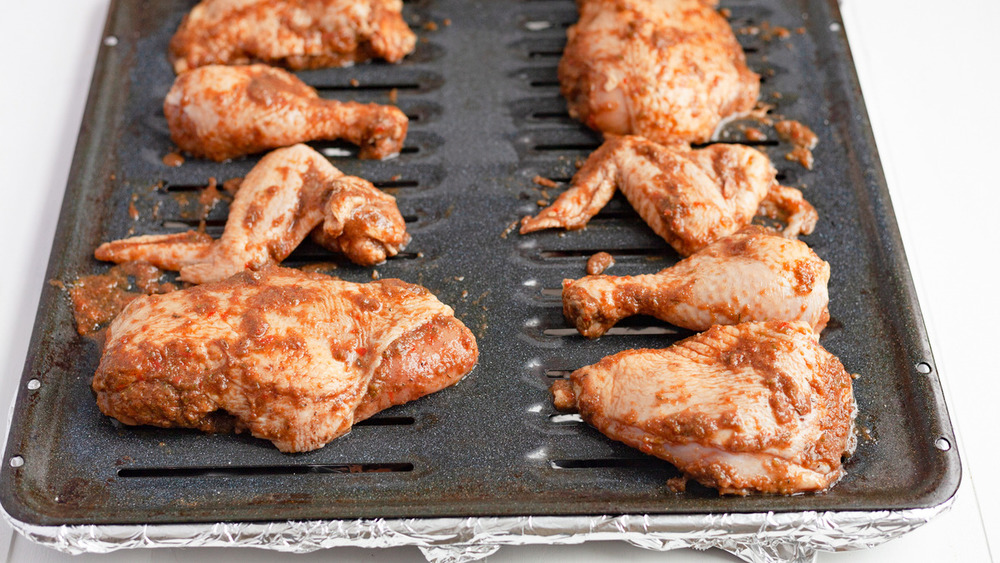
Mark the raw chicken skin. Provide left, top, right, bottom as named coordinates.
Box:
left=563, top=226, right=830, bottom=338
left=169, top=0, right=416, bottom=73
left=521, top=135, right=817, bottom=256
left=165, top=64, right=407, bottom=161
left=560, top=0, right=759, bottom=144
left=552, top=321, right=856, bottom=494
left=95, top=144, right=409, bottom=283
left=93, top=266, right=478, bottom=453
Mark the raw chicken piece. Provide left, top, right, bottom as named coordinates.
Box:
left=560, top=0, right=759, bottom=144
left=169, top=0, right=416, bottom=73
left=563, top=226, right=830, bottom=338
left=310, top=175, right=411, bottom=266
left=165, top=64, right=407, bottom=161
left=520, top=135, right=816, bottom=256
left=95, top=144, right=409, bottom=283
left=93, top=266, right=478, bottom=453
left=552, top=321, right=856, bottom=494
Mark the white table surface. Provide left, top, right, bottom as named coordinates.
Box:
left=1, top=0, right=997, bottom=561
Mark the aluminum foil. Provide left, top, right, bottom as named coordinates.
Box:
left=2, top=500, right=952, bottom=563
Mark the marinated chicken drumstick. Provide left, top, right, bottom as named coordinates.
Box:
left=563, top=226, right=830, bottom=338
left=169, top=0, right=417, bottom=73
left=96, top=144, right=409, bottom=283
left=560, top=0, right=759, bottom=144
left=93, top=266, right=478, bottom=453
left=165, top=64, right=408, bottom=161
left=521, top=135, right=817, bottom=256
left=552, top=321, right=856, bottom=495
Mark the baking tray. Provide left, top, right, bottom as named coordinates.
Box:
left=0, top=0, right=959, bottom=553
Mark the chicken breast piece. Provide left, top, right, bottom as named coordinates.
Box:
left=521, top=135, right=817, bottom=256
left=165, top=64, right=408, bottom=161
left=552, top=321, right=856, bottom=495
left=95, top=144, right=409, bottom=283
left=563, top=226, right=830, bottom=338
left=169, top=0, right=416, bottom=73
left=93, top=266, right=478, bottom=453
left=560, top=0, right=759, bottom=144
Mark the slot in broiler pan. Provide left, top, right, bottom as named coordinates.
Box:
left=0, top=0, right=960, bottom=560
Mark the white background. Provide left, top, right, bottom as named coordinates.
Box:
left=0, top=0, right=996, bottom=561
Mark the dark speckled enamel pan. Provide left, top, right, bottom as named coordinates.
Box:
left=1, top=0, right=959, bottom=528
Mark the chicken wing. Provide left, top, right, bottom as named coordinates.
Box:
left=560, top=0, right=759, bottom=144
left=551, top=321, right=856, bottom=494
left=95, top=144, right=409, bottom=283
left=520, top=135, right=817, bottom=256
left=93, top=266, right=478, bottom=453
left=563, top=226, right=830, bottom=338
left=169, top=0, right=416, bottom=73
left=165, top=64, right=408, bottom=161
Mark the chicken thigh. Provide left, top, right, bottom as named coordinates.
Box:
left=521, top=136, right=816, bottom=256
left=165, top=64, right=408, bottom=161
left=560, top=0, right=759, bottom=144
left=169, top=0, right=416, bottom=73
left=552, top=321, right=856, bottom=494
left=563, top=226, right=830, bottom=338
left=93, top=266, right=478, bottom=453
left=95, top=144, right=409, bottom=283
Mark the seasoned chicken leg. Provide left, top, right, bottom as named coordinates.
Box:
left=521, top=136, right=817, bottom=256
left=552, top=321, right=856, bottom=494
left=93, top=266, right=478, bottom=453
left=165, top=64, right=408, bottom=161
left=95, top=144, right=409, bottom=283
left=563, top=226, right=830, bottom=338
left=169, top=0, right=417, bottom=73
left=560, top=0, right=759, bottom=144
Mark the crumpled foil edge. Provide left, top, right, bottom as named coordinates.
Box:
left=2, top=500, right=952, bottom=563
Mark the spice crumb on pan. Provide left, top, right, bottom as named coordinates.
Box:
left=199, top=177, right=224, bottom=213
left=742, top=126, right=767, bottom=142
left=586, top=252, right=614, bottom=275
left=128, top=194, right=139, bottom=220
left=667, top=476, right=688, bottom=493
left=775, top=119, right=819, bottom=170
left=500, top=219, right=519, bottom=239
left=162, top=151, right=185, bottom=167
left=532, top=175, right=559, bottom=189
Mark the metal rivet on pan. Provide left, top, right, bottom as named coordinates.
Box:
left=916, top=362, right=933, bottom=374
left=9, top=456, right=23, bottom=468
left=26, top=379, right=40, bottom=390
left=935, top=438, right=952, bottom=451
left=829, top=22, right=841, bottom=32
left=103, top=36, right=119, bottom=47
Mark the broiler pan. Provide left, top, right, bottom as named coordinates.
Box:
left=0, top=0, right=959, bottom=559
